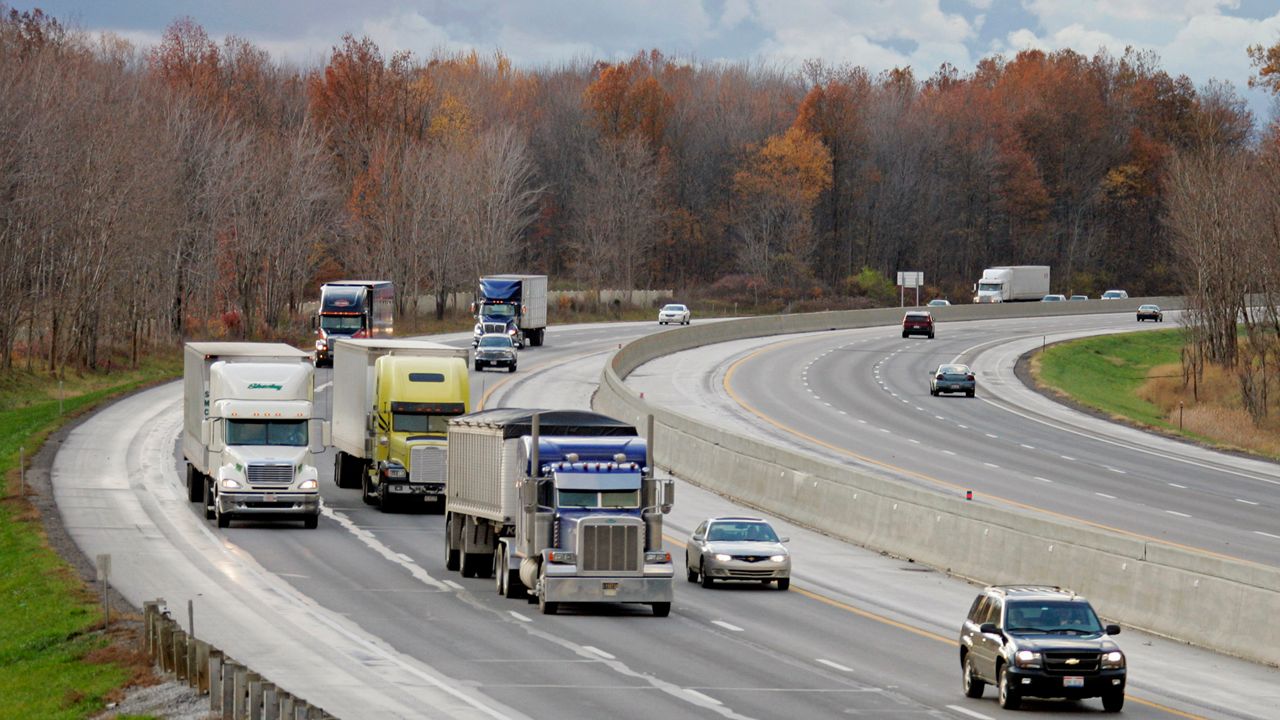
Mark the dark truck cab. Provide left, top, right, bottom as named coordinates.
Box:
left=313, top=281, right=393, bottom=367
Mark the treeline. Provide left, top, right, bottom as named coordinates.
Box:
left=0, top=6, right=1271, bottom=372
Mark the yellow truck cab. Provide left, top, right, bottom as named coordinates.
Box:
left=332, top=339, right=470, bottom=511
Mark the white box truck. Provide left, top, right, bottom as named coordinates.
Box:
left=972, top=265, right=1050, bottom=303
left=183, top=342, right=328, bottom=529
left=331, top=339, right=470, bottom=511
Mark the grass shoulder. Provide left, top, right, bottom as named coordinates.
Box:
left=1032, top=328, right=1280, bottom=459
left=1, top=354, right=181, bottom=719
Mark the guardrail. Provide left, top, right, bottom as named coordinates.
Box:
left=593, top=298, right=1280, bottom=667
left=142, top=599, right=334, bottom=719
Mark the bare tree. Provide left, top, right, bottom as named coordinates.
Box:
left=570, top=135, right=660, bottom=291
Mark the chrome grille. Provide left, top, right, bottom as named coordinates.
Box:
left=579, top=522, right=641, bottom=573
left=247, top=462, right=294, bottom=486
left=483, top=322, right=507, bottom=334
left=410, top=445, right=446, bottom=483
left=1043, top=651, right=1101, bottom=675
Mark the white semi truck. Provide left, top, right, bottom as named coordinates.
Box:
left=182, top=342, right=329, bottom=529
left=331, top=339, right=470, bottom=512
left=444, top=409, right=675, bottom=616
left=972, top=265, right=1051, bottom=303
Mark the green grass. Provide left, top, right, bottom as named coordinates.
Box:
left=1036, top=329, right=1184, bottom=429
left=0, top=355, right=180, bottom=720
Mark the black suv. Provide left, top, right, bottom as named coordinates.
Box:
left=959, top=585, right=1125, bottom=712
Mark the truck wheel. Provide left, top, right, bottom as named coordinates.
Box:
left=1102, top=689, right=1125, bottom=712
left=461, top=552, right=488, bottom=579
left=538, top=565, right=557, bottom=614
left=508, top=363, right=517, bottom=373
left=503, top=567, right=525, bottom=599
left=997, top=665, right=1020, bottom=710
left=204, top=477, right=216, bottom=519
left=361, top=475, right=376, bottom=505
left=651, top=602, right=671, bottom=617
left=216, top=507, right=230, bottom=529
left=962, top=653, right=985, bottom=698
left=495, top=546, right=507, bottom=595
left=445, top=515, right=461, bottom=571
left=185, top=463, right=202, bottom=502
left=303, top=515, right=319, bottom=529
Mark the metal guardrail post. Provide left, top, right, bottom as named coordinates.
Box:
left=262, top=682, right=278, bottom=720
left=173, top=629, right=188, bottom=681
left=221, top=661, right=239, bottom=719
left=232, top=665, right=249, bottom=719
left=195, top=640, right=209, bottom=692
left=248, top=672, right=263, bottom=720
left=208, top=651, right=223, bottom=712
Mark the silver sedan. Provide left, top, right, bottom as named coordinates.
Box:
left=686, top=517, right=790, bottom=590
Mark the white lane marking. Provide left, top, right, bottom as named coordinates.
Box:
left=859, top=420, right=868, bottom=424
left=1020, top=444, right=1035, bottom=450
left=443, top=580, right=464, bottom=590
left=1168, top=483, right=1187, bottom=489
left=1256, top=531, right=1280, bottom=540
left=983, top=462, right=999, bottom=468
left=1107, top=467, right=1127, bottom=474
left=712, top=620, right=744, bottom=632
left=957, top=424, right=969, bottom=429
left=1095, top=493, right=1116, bottom=499
left=935, top=415, right=945, bottom=420
left=1060, top=455, right=1075, bottom=461
left=824, top=403, right=832, bottom=407
left=815, top=658, right=853, bottom=672
left=1034, top=476, right=1052, bottom=483
left=315, top=381, right=333, bottom=392
left=839, top=410, right=848, bottom=415
left=985, top=433, right=998, bottom=439
left=879, top=428, right=891, bottom=433
left=397, top=553, right=414, bottom=562
left=948, top=706, right=995, bottom=720
left=915, top=406, right=924, bottom=411
left=276, top=572, right=309, bottom=579
left=942, top=450, right=957, bottom=456
left=509, top=611, right=532, bottom=623
left=1166, top=510, right=1192, bottom=518
left=909, top=439, right=921, bottom=444
left=684, top=689, right=723, bottom=706
left=321, top=507, right=449, bottom=591
left=583, top=645, right=615, bottom=659
left=1235, top=499, right=1259, bottom=506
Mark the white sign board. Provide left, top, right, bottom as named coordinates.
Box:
left=896, top=271, right=923, bottom=288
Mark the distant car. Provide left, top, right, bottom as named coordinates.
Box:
left=930, top=363, right=976, bottom=398
left=1136, top=304, right=1163, bottom=322
left=927, top=298, right=951, bottom=307
left=1100, top=289, right=1129, bottom=300
left=1041, top=294, right=1067, bottom=302
left=473, top=334, right=517, bottom=373
left=686, top=516, right=790, bottom=590
left=902, top=311, right=934, bottom=339
left=960, top=585, right=1125, bottom=712
left=1070, top=294, right=1089, bottom=301
left=658, top=303, right=691, bottom=325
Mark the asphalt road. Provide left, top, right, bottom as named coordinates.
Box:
left=52, top=315, right=1280, bottom=719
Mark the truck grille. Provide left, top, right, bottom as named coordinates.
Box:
left=247, top=462, right=294, bottom=486
left=579, top=522, right=641, bottom=573
left=410, top=445, right=446, bottom=483
left=482, top=322, right=507, bottom=334
left=1043, top=651, right=1101, bottom=675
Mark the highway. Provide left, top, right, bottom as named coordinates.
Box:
left=51, top=315, right=1280, bottom=718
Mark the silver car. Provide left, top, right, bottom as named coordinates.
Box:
left=686, top=516, right=790, bottom=590
left=473, top=333, right=517, bottom=373
left=658, top=303, right=691, bottom=325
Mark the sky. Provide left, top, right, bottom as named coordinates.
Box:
left=11, top=1, right=1280, bottom=121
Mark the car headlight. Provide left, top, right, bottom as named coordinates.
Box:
left=315, top=340, right=326, bottom=351
left=1014, top=650, right=1042, bottom=668
left=714, top=553, right=732, bottom=562
left=297, top=479, right=318, bottom=490
left=645, top=551, right=671, bottom=563
left=1101, top=651, right=1125, bottom=669
left=769, top=554, right=786, bottom=562
left=220, top=478, right=242, bottom=490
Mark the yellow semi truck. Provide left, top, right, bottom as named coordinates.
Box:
left=331, top=339, right=470, bottom=512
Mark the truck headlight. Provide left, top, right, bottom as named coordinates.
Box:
left=315, top=340, right=326, bottom=351
left=1101, top=651, right=1125, bottom=669
left=297, top=479, right=318, bottom=490
left=714, top=553, right=732, bottom=562
left=548, top=551, right=576, bottom=564
left=645, top=551, right=671, bottom=563
left=220, top=478, right=242, bottom=490
left=1014, top=650, right=1042, bottom=668
left=383, top=466, right=407, bottom=479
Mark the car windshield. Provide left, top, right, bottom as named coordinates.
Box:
left=480, top=303, right=516, bottom=318
left=707, top=521, right=779, bottom=542
left=1103, top=291, right=1124, bottom=298
left=928, top=299, right=949, bottom=306
left=320, top=315, right=363, bottom=333
left=1042, top=295, right=1062, bottom=301
left=225, top=419, right=307, bottom=446
left=1140, top=305, right=1159, bottom=311
left=1005, top=601, right=1104, bottom=635
left=663, top=305, right=686, bottom=312
left=478, top=335, right=512, bottom=348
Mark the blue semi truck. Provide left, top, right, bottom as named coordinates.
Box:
left=472, top=274, right=547, bottom=348
left=443, top=409, right=675, bottom=616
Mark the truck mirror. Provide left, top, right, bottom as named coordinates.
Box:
left=205, top=419, right=224, bottom=452
left=321, top=420, right=332, bottom=446
left=379, top=435, right=389, bottom=447
left=661, top=478, right=674, bottom=513
left=200, top=419, right=211, bottom=446
left=309, top=419, right=330, bottom=454
left=311, top=315, right=317, bottom=331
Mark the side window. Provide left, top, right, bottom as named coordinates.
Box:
left=985, top=598, right=1003, bottom=627
left=693, top=521, right=707, bottom=539
left=966, top=595, right=988, bottom=623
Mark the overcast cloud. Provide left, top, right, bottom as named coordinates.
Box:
left=11, top=0, right=1280, bottom=119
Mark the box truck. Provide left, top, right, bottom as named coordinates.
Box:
left=313, top=280, right=394, bottom=367
left=331, top=339, right=470, bottom=511
left=972, top=266, right=1051, bottom=303
left=182, top=342, right=328, bottom=529
left=472, top=274, right=547, bottom=348
left=444, top=409, right=675, bottom=616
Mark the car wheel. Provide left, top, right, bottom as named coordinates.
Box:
left=966, top=390, right=975, bottom=398
left=651, top=602, right=672, bottom=617
left=1102, top=689, right=1125, bottom=713
left=928, top=332, right=935, bottom=339
left=930, top=388, right=938, bottom=396
left=962, top=654, right=985, bottom=698
left=997, top=665, right=1020, bottom=710
left=303, top=514, right=319, bottom=530
left=509, top=363, right=516, bottom=373
left=902, top=332, right=908, bottom=338
left=700, top=570, right=715, bottom=589
left=777, top=578, right=790, bottom=591
left=686, top=556, right=698, bottom=583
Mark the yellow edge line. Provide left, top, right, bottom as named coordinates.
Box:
left=721, top=335, right=1253, bottom=565
left=662, top=535, right=1203, bottom=718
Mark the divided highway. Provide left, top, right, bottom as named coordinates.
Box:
left=51, top=315, right=1280, bottom=718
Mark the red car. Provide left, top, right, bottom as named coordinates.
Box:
left=902, top=311, right=935, bottom=339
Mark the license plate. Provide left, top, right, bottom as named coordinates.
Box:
left=602, top=581, right=619, bottom=596
left=1064, top=676, right=1084, bottom=688
left=264, top=493, right=277, bottom=502
left=950, top=384, right=960, bottom=390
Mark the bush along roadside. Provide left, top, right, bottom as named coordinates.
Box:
left=0, top=357, right=180, bottom=719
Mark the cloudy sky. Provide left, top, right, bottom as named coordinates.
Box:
left=13, top=1, right=1280, bottom=119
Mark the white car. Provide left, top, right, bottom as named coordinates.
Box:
left=1101, top=289, right=1129, bottom=300
left=658, top=303, right=691, bottom=325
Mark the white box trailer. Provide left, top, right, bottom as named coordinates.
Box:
left=182, top=342, right=326, bottom=529
left=973, top=265, right=1050, bottom=303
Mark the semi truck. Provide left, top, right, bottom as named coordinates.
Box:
left=182, top=342, right=328, bottom=529
left=313, top=280, right=394, bottom=367
left=472, top=274, right=547, bottom=348
left=331, top=339, right=470, bottom=512
left=443, top=409, right=675, bottom=616
left=972, top=266, right=1050, bottom=303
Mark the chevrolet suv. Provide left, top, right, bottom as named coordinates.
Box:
left=902, top=311, right=934, bottom=339
left=959, top=586, right=1125, bottom=712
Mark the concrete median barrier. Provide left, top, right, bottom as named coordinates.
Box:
left=594, top=298, right=1280, bottom=667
